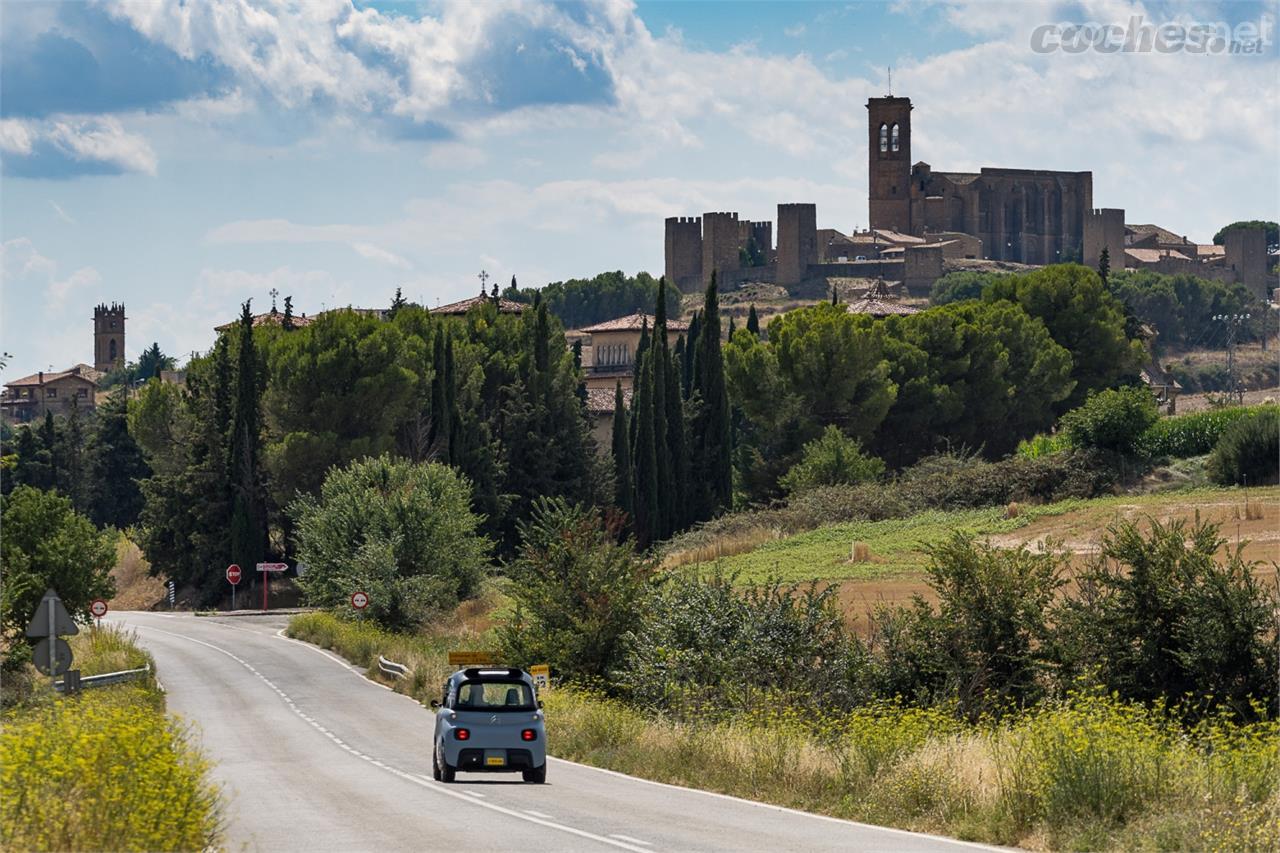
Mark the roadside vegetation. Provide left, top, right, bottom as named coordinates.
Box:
left=0, top=626, right=223, bottom=852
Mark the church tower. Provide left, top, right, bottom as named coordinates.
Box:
left=94, top=302, right=126, bottom=373
left=867, top=96, right=913, bottom=234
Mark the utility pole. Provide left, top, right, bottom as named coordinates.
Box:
left=1213, top=313, right=1252, bottom=405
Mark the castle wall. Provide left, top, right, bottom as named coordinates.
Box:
left=702, top=212, right=742, bottom=286
left=1224, top=226, right=1268, bottom=298
left=665, top=216, right=703, bottom=293
left=1084, top=208, right=1126, bottom=271
left=777, top=203, right=817, bottom=286
left=903, top=244, right=944, bottom=295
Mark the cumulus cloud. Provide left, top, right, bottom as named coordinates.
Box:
left=2, top=116, right=157, bottom=178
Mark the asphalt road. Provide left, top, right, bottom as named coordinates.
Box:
left=111, top=611, right=1005, bottom=853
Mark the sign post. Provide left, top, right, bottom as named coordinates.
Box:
left=226, top=564, right=242, bottom=611
left=26, top=589, right=79, bottom=683
left=89, top=598, right=108, bottom=627
left=255, top=562, right=288, bottom=611
left=167, top=580, right=175, bottom=609
left=350, top=591, right=369, bottom=619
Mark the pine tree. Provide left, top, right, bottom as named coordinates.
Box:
left=689, top=273, right=731, bottom=520
left=229, top=301, right=267, bottom=576
left=611, top=380, right=633, bottom=522
left=87, top=387, right=148, bottom=528
left=56, top=403, right=88, bottom=512
left=282, top=296, right=295, bottom=331
left=390, top=287, right=407, bottom=318
left=746, top=304, right=760, bottom=337
left=1098, top=247, right=1111, bottom=284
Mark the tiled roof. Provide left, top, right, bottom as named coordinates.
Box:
left=585, top=386, right=633, bottom=415
left=845, top=280, right=921, bottom=317
left=5, top=364, right=102, bottom=388
left=870, top=229, right=925, bottom=245
left=1126, top=248, right=1192, bottom=264
left=579, top=312, right=689, bottom=333
left=215, top=310, right=314, bottom=333
left=434, top=294, right=525, bottom=315
left=1126, top=224, right=1192, bottom=245
left=1197, top=244, right=1226, bottom=257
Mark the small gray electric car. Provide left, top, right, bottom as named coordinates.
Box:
left=431, top=667, right=546, bottom=783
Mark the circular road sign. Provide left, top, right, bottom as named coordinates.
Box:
left=350, top=591, right=370, bottom=610
left=89, top=599, right=108, bottom=619
left=32, top=637, right=73, bottom=676
left=226, top=564, right=242, bottom=585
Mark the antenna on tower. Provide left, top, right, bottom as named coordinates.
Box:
left=887, top=66, right=892, bottom=96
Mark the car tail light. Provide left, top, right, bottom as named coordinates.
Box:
left=521, top=728, right=537, bottom=742
left=455, top=728, right=470, bottom=741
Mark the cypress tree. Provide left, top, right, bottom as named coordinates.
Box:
left=683, top=311, right=700, bottom=399
left=651, top=281, right=673, bottom=538
left=655, top=278, right=686, bottom=532
left=444, top=332, right=461, bottom=466
left=389, top=287, right=407, bottom=318
left=229, top=301, right=267, bottom=576
left=691, top=273, right=731, bottom=519
left=727, top=315, right=737, bottom=340
left=282, top=296, right=296, bottom=331
left=429, top=327, right=450, bottom=460
left=86, top=388, right=148, bottom=527
left=611, top=380, right=633, bottom=522
left=631, top=347, right=659, bottom=547
left=1098, top=247, right=1111, bottom=284
left=631, top=319, right=651, bottom=451
left=746, top=304, right=760, bottom=337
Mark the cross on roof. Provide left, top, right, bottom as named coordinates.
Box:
left=477, top=270, right=490, bottom=294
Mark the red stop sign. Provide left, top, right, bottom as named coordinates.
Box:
left=226, top=564, right=242, bottom=585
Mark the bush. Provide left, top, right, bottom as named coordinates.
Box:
left=1059, top=386, right=1158, bottom=455
left=928, top=270, right=1006, bottom=305
left=1015, top=432, right=1070, bottom=459
left=779, top=425, right=885, bottom=494
left=1207, top=406, right=1279, bottom=485
left=1139, top=404, right=1272, bottom=459
left=498, top=499, right=657, bottom=685
left=0, top=486, right=116, bottom=672
left=291, top=455, right=490, bottom=630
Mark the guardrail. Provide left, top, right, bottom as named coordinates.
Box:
left=377, top=655, right=409, bottom=680
left=54, top=664, right=150, bottom=693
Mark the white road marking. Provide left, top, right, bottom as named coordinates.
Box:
left=524, top=810, right=554, bottom=819
left=131, top=621, right=653, bottom=853
left=611, top=834, right=652, bottom=846
left=462, top=790, right=486, bottom=798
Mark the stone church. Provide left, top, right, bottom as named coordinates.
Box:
left=867, top=96, right=1092, bottom=264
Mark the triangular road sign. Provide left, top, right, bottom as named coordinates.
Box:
left=25, top=589, right=80, bottom=639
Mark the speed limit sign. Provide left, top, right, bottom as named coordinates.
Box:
left=350, top=591, right=369, bottom=610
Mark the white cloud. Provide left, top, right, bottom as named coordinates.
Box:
left=0, top=239, right=103, bottom=378
left=351, top=241, right=411, bottom=269
left=0, top=238, right=101, bottom=312
left=48, top=201, right=77, bottom=224
left=423, top=141, right=488, bottom=170
left=0, top=119, right=34, bottom=155
left=46, top=116, right=158, bottom=175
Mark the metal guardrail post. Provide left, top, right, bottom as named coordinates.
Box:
left=54, top=663, right=150, bottom=693
left=377, top=655, right=409, bottom=679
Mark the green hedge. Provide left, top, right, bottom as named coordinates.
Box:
left=1139, top=405, right=1276, bottom=459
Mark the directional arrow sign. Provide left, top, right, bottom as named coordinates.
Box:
left=25, top=589, right=79, bottom=639
left=256, top=562, right=289, bottom=573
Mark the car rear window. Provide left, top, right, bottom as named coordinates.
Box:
left=456, top=680, right=535, bottom=711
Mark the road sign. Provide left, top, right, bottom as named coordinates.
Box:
left=89, top=599, right=108, bottom=619
left=226, top=564, right=242, bottom=584
left=351, top=591, right=369, bottom=610
left=530, top=664, right=551, bottom=691
left=447, top=650, right=497, bottom=666
left=25, top=589, right=79, bottom=638
left=167, top=580, right=176, bottom=608
left=32, top=637, right=73, bottom=676
left=256, top=562, right=289, bottom=573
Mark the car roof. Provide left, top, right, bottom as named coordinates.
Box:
left=448, top=667, right=533, bottom=686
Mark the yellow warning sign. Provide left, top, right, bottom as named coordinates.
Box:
left=529, top=664, right=551, bottom=691
left=447, top=650, right=497, bottom=666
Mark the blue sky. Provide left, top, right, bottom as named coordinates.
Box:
left=2, top=0, right=1277, bottom=382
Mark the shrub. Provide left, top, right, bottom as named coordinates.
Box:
left=0, top=486, right=116, bottom=672
left=928, top=270, right=1006, bottom=306
left=1207, top=406, right=1279, bottom=485
left=1139, top=404, right=1272, bottom=459
left=291, top=455, right=490, bottom=630
left=779, top=425, right=885, bottom=494
left=1015, top=432, right=1070, bottom=459
left=1059, top=386, right=1158, bottom=454
left=498, top=498, right=657, bottom=685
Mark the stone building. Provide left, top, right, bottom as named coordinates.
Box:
left=93, top=302, right=126, bottom=373
left=867, top=96, right=1093, bottom=264
left=1, top=364, right=101, bottom=423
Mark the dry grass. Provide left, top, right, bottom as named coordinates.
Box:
left=107, top=536, right=167, bottom=611
left=660, top=524, right=782, bottom=570
left=849, top=541, right=871, bottom=563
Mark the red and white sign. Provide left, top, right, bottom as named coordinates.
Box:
left=256, top=562, right=289, bottom=573
left=89, top=599, right=108, bottom=619
left=350, top=591, right=370, bottom=610
left=226, top=564, right=242, bottom=585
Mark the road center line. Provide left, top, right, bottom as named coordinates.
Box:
left=132, top=622, right=654, bottom=853
left=610, top=834, right=652, bottom=846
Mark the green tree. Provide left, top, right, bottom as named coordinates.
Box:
left=688, top=275, right=732, bottom=521
left=611, top=381, right=633, bottom=520
left=229, top=302, right=268, bottom=574
left=746, top=304, right=760, bottom=337
left=498, top=498, right=656, bottom=684
left=779, top=424, right=884, bottom=494
left=136, top=343, right=175, bottom=382
left=0, top=486, right=116, bottom=671
left=11, top=424, right=54, bottom=492
left=630, top=329, right=660, bottom=547
left=984, top=264, right=1144, bottom=409
left=503, top=270, right=679, bottom=330
left=1212, top=220, right=1279, bottom=254
left=86, top=388, right=149, bottom=529
left=1097, top=247, right=1111, bottom=284
left=291, top=456, right=489, bottom=629
left=1059, top=386, right=1158, bottom=455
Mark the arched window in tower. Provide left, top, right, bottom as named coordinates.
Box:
left=878, top=123, right=888, bottom=153
left=109, top=339, right=118, bottom=362
left=891, top=123, right=900, bottom=152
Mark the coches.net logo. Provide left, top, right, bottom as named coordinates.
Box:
left=1030, top=13, right=1274, bottom=55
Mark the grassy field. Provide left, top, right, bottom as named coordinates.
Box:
left=0, top=626, right=223, bottom=852
left=289, top=611, right=1279, bottom=852
left=699, top=486, right=1280, bottom=585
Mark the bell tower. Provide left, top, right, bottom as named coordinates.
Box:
left=94, top=302, right=126, bottom=373
left=867, top=96, right=913, bottom=234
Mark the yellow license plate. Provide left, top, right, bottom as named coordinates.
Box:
left=486, top=756, right=505, bottom=766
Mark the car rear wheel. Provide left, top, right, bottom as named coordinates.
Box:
left=431, top=747, right=442, bottom=781
left=435, top=746, right=456, bottom=783
left=522, top=764, right=546, bottom=784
